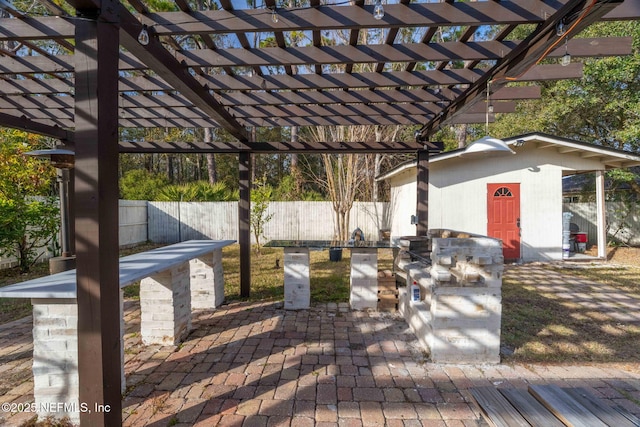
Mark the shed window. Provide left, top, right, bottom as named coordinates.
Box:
left=493, top=187, right=513, bottom=197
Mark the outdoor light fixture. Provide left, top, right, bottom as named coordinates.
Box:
left=460, top=136, right=516, bottom=157
left=513, top=139, right=526, bottom=147
left=485, top=80, right=492, bottom=135
left=373, top=0, right=384, bottom=20
left=25, top=148, right=76, bottom=273
left=556, top=20, right=566, bottom=37
left=271, top=8, right=279, bottom=23
left=561, top=38, right=571, bottom=66
left=25, top=148, right=74, bottom=169
left=138, top=25, right=150, bottom=46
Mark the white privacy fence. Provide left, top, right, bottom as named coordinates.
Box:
left=0, top=200, right=149, bottom=269
left=0, top=200, right=390, bottom=269
left=4, top=200, right=636, bottom=270
left=563, top=202, right=640, bottom=246
left=146, top=200, right=638, bottom=247
left=147, top=201, right=391, bottom=244
left=119, top=200, right=149, bottom=247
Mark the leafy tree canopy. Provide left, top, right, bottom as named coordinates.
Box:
left=0, top=130, right=58, bottom=272
left=491, top=21, right=640, bottom=152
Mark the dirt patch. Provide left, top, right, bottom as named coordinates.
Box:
left=585, top=245, right=640, bottom=266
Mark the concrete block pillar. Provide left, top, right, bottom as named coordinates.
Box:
left=31, top=294, right=127, bottom=423
left=190, top=248, right=225, bottom=309
left=284, top=248, right=310, bottom=310
left=349, top=248, right=378, bottom=310
left=31, top=298, right=80, bottom=424
left=139, top=261, right=192, bottom=345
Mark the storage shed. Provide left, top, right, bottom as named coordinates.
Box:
left=377, top=133, right=640, bottom=261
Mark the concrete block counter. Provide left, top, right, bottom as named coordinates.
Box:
left=0, top=240, right=235, bottom=423
left=264, top=240, right=394, bottom=310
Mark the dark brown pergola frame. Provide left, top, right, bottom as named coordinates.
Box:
left=1, top=0, right=638, bottom=424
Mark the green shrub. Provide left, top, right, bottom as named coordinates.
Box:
left=120, top=169, right=169, bottom=200
left=156, top=181, right=237, bottom=201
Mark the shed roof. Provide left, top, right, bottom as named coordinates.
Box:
left=376, top=132, right=640, bottom=181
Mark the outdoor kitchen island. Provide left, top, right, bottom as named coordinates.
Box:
left=264, top=240, right=394, bottom=310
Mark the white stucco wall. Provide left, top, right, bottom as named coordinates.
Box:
left=387, top=142, right=608, bottom=261
left=388, top=167, right=418, bottom=242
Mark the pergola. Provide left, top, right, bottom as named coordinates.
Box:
left=1, top=0, right=638, bottom=424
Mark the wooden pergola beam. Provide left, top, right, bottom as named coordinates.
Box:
left=0, top=86, right=539, bottom=110
left=5, top=100, right=516, bottom=121
left=117, top=4, right=249, bottom=143
left=418, top=0, right=626, bottom=138
left=118, top=139, right=424, bottom=153
left=0, top=37, right=628, bottom=75
left=173, top=38, right=629, bottom=69
left=0, top=62, right=581, bottom=95
left=128, top=1, right=640, bottom=35
left=0, top=111, right=73, bottom=142
left=65, top=0, right=121, bottom=425
left=3, top=0, right=639, bottom=41
left=238, top=113, right=497, bottom=127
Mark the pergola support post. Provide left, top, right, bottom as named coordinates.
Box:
left=416, top=149, right=429, bottom=236
left=596, top=170, right=607, bottom=259
left=74, top=6, right=122, bottom=426
left=239, top=152, right=251, bottom=297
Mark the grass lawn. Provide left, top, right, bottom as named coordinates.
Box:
left=501, top=262, right=640, bottom=365
left=1, top=242, right=639, bottom=367
left=0, top=243, right=395, bottom=324
left=221, top=245, right=395, bottom=303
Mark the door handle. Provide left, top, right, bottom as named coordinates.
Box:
left=516, top=218, right=521, bottom=228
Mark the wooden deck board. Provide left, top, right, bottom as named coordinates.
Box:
left=471, top=384, right=640, bottom=427
left=499, top=388, right=565, bottom=427
left=562, top=387, right=639, bottom=427
left=529, top=384, right=608, bottom=427
left=470, top=387, right=531, bottom=427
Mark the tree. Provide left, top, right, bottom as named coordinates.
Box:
left=486, top=21, right=640, bottom=199
left=0, top=131, right=58, bottom=272
left=302, top=126, right=375, bottom=240
left=0, top=198, right=59, bottom=272
left=250, top=176, right=274, bottom=254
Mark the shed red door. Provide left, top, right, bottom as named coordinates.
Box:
left=487, top=183, right=521, bottom=259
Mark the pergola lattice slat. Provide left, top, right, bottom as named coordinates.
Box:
left=0, top=100, right=517, bottom=120
left=0, top=37, right=627, bottom=75
left=3, top=0, right=639, bottom=41
left=0, top=86, right=540, bottom=110
left=1, top=2, right=637, bottom=426
left=0, top=63, right=582, bottom=94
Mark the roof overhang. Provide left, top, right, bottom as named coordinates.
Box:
left=376, top=132, right=640, bottom=181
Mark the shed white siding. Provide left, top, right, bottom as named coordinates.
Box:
left=387, top=167, right=417, bottom=241
left=385, top=136, right=627, bottom=262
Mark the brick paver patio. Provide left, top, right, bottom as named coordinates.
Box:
left=1, top=264, right=640, bottom=426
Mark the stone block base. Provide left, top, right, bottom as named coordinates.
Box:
left=31, top=299, right=80, bottom=424
left=140, top=262, right=192, bottom=345
left=396, top=230, right=504, bottom=364
left=284, top=248, right=310, bottom=310
left=190, top=248, right=225, bottom=309
left=349, top=248, right=378, bottom=310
